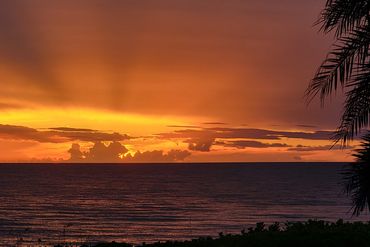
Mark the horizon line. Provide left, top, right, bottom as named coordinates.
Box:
left=0, top=161, right=351, bottom=165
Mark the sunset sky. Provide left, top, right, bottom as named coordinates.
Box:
left=0, top=0, right=356, bottom=162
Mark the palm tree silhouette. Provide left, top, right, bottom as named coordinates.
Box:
left=307, top=0, right=370, bottom=144
left=343, top=134, right=370, bottom=216
left=307, top=0, right=370, bottom=215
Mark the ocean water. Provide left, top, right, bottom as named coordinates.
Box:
left=0, top=163, right=366, bottom=246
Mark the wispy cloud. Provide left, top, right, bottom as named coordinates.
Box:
left=157, top=127, right=333, bottom=141
left=219, top=140, right=291, bottom=149
left=202, top=122, right=227, bottom=125
left=48, top=127, right=97, bottom=132
left=156, top=127, right=334, bottom=152
left=288, top=144, right=353, bottom=152
left=296, top=124, right=317, bottom=129
left=167, top=125, right=200, bottom=129
left=0, top=124, right=130, bottom=143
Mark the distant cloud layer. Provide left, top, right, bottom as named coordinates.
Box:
left=0, top=124, right=333, bottom=146
left=288, top=144, right=352, bottom=152
left=0, top=123, right=350, bottom=162
left=220, top=140, right=290, bottom=149
left=69, top=142, right=191, bottom=163
left=85, top=141, right=128, bottom=162
left=124, top=149, right=191, bottom=163
left=0, top=124, right=130, bottom=143
left=202, top=122, right=227, bottom=125
left=157, top=127, right=333, bottom=141
left=156, top=127, right=333, bottom=152
left=49, top=127, right=97, bottom=132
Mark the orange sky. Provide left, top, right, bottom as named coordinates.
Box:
left=0, top=0, right=357, bottom=162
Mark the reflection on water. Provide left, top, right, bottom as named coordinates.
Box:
left=0, top=163, right=363, bottom=245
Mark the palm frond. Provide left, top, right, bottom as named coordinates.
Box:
left=307, top=27, right=370, bottom=104
left=342, top=133, right=370, bottom=216
left=314, top=0, right=370, bottom=217
left=333, top=62, right=370, bottom=144
left=318, top=0, right=370, bottom=37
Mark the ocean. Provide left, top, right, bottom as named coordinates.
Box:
left=0, top=163, right=365, bottom=246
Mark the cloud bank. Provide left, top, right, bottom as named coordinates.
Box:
left=157, top=127, right=332, bottom=141
left=220, top=140, right=291, bottom=149
left=157, top=127, right=334, bottom=152
left=0, top=123, right=351, bottom=162
left=68, top=142, right=191, bottom=163
left=0, top=124, right=130, bottom=143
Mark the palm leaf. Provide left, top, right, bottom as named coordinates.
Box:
left=343, top=133, right=370, bottom=216
left=333, top=62, right=370, bottom=144
left=311, top=0, right=370, bottom=217
left=307, top=27, right=370, bottom=104
left=308, top=0, right=370, bottom=144
left=318, top=0, right=370, bottom=37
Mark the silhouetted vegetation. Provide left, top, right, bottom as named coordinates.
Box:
left=343, top=133, right=370, bottom=215
left=307, top=0, right=370, bottom=216
left=62, top=220, right=370, bottom=247
left=307, top=0, right=370, bottom=144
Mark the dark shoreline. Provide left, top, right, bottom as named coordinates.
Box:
left=51, top=220, right=370, bottom=247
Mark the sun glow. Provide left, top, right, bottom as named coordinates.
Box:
left=0, top=107, right=203, bottom=135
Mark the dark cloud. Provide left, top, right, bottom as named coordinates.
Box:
left=54, top=131, right=130, bottom=143
left=185, top=138, right=290, bottom=152
left=84, top=141, right=128, bottom=162
left=68, top=142, right=191, bottom=163
left=68, top=141, right=128, bottom=162
left=288, top=144, right=353, bottom=152
left=157, top=127, right=333, bottom=141
left=156, top=127, right=333, bottom=153
left=68, top=143, right=84, bottom=162
left=220, top=140, right=291, bottom=149
left=202, top=122, right=227, bottom=125
left=0, top=124, right=61, bottom=143
left=49, top=127, right=97, bottom=132
left=0, top=124, right=130, bottom=143
left=280, top=130, right=331, bottom=140
left=124, top=149, right=191, bottom=163
left=167, top=125, right=200, bottom=129
left=296, top=124, right=317, bottom=129
left=186, top=138, right=215, bottom=152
